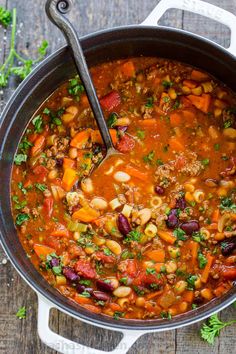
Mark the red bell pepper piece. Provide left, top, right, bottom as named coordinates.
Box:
left=75, top=259, right=97, bottom=279
left=100, top=91, right=121, bottom=111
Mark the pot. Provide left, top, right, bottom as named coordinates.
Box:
left=0, top=0, right=236, bottom=353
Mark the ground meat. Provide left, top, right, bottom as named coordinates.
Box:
left=66, top=192, right=80, bottom=207
left=32, top=208, right=39, bottom=218
left=155, top=163, right=176, bottom=187
left=46, top=158, right=56, bottom=170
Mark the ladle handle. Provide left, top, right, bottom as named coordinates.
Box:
left=45, top=0, right=114, bottom=151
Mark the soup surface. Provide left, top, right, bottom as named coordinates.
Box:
left=11, top=57, right=236, bottom=320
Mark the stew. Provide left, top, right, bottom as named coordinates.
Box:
left=11, top=57, right=236, bottom=320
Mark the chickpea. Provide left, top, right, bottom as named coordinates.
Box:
left=113, top=286, right=132, bottom=298
left=69, top=147, right=78, bottom=159
left=48, top=169, right=58, bottom=180
left=136, top=297, right=146, bottom=307
left=174, top=280, right=187, bottom=294
left=165, top=260, right=177, bottom=274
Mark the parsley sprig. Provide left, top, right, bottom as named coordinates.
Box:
left=0, top=8, right=48, bottom=87
left=201, top=314, right=236, bottom=345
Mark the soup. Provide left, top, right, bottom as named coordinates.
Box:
left=11, top=57, right=236, bottom=320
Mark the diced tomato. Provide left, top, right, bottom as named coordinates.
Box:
left=222, top=266, right=236, bottom=280
left=67, top=244, right=85, bottom=258
left=75, top=259, right=97, bottom=279
left=33, top=165, right=48, bottom=177
left=118, top=259, right=138, bottom=277
left=116, top=134, right=135, bottom=153
left=43, top=197, right=54, bottom=218
left=100, top=91, right=121, bottom=111
left=95, top=251, right=116, bottom=264
left=132, top=271, right=163, bottom=287
left=45, top=236, right=63, bottom=252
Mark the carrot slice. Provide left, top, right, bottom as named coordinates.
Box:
left=169, top=136, right=185, bottom=151
left=121, top=60, right=135, bottom=77
left=63, top=157, right=76, bottom=170
left=183, top=79, right=197, bottom=89
left=182, top=290, right=194, bottom=303
left=70, top=129, right=91, bottom=149
left=72, top=207, right=99, bottom=222
left=74, top=294, right=93, bottom=305
left=170, top=112, right=182, bottom=127
left=81, top=94, right=89, bottom=107
left=33, top=244, right=55, bottom=259
left=145, top=249, right=165, bottom=262
left=138, top=119, right=157, bottom=126
left=190, top=69, right=209, bottom=82
left=31, top=135, right=45, bottom=156
left=125, top=165, right=148, bottom=181
left=51, top=224, right=69, bottom=238
left=188, top=94, right=211, bottom=113
left=83, top=304, right=102, bottom=314
left=212, top=209, right=220, bottom=223
left=62, top=168, right=78, bottom=191
left=201, top=254, right=214, bottom=283
left=91, top=129, right=118, bottom=145
left=146, top=290, right=163, bottom=300
left=154, top=263, right=165, bottom=272
left=157, top=230, right=176, bottom=244
left=190, top=241, right=199, bottom=264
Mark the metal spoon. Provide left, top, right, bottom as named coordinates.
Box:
left=45, top=0, right=117, bottom=165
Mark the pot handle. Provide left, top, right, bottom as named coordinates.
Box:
left=142, top=0, right=236, bottom=56
left=37, top=294, right=142, bottom=354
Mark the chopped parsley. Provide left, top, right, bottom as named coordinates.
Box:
left=198, top=252, right=207, bottom=269
left=121, top=250, right=134, bottom=260
left=162, top=96, right=170, bottom=103
left=104, top=248, right=112, bottom=256
left=68, top=76, right=84, bottom=98
left=214, top=143, right=220, bottom=151
left=107, top=113, right=118, bottom=128
left=160, top=311, right=172, bottom=320
left=15, top=213, right=30, bottom=226
left=80, top=291, right=91, bottom=298
left=201, top=158, right=210, bottom=166
left=186, top=274, right=197, bottom=290
left=19, top=137, right=33, bottom=153
left=14, top=154, right=27, bottom=165
left=162, top=80, right=173, bottom=89
left=113, top=311, right=125, bottom=320
left=156, top=158, right=164, bottom=166
left=32, top=115, right=43, bottom=133
left=145, top=97, right=154, bottom=108
left=79, top=279, right=91, bottom=286
left=136, top=129, right=145, bottom=140
left=35, top=183, right=47, bottom=192
left=119, top=277, right=128, bottom=285
left=223, top=120, right=232, bottom=129
left=143, top=150, right=155, bottom=164
left=173, top=228, right=187, bottom=241
left=220, top=196, right=236, bottom=212
left=124, top=229, right=142, bottom=243
left=133, top=286, right=145, bottom=296
left=16, top=306, right=26, bottom=319
left=192, top=232, right=204, bottom=243
left=146, top=268, right=156, bottom=275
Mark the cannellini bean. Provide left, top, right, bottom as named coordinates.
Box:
left=165, top=260, right=177, bottom=274
left=109, top=198, right=122, bottom=210
left=138, top=208, right=152, bottom=225
left=113, top=286, right=132, bottom=298
left=113, top=171, right=131, bottom=183
left=66, top=192, right=80, bottom=207
left=105, top=239, right=122, bottom=255
left=90, top=197, right=108, bottom=210
left=223, top=128, right=236, bottom=139
left=105, top=166, right=114, bottom=175
left=220, top=180, right=235, bottom=188
left=114, top=118, right=131, bottom=126
left=81, top=178, right=94, bottom=194
left=218, top=213, right=231, bottom=232
left=193, top=189, right=205, bottom=203
left=108, top=277, right=119, bottom=289
left=69, top=147, right=78, bottom=159
left=208, top=125, right=219, bottom=139
left=174, top=280, right=187, bottom=294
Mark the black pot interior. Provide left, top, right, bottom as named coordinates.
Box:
left=0, top=26, right=235, bottom=331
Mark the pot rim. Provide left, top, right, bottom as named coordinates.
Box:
left=0, top=24, right=235, bottom=331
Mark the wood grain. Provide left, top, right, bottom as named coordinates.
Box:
left=0, top=0, right=236, bottom=353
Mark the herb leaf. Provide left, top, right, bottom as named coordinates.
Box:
left=0, top=6, right=12, bottom=27
left=16, top=306, right=26, bottom=319
left=201, top=314, right=236, bottom=345
left=14, top=154, right=27, bottom=165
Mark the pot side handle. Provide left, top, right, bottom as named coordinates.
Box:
left=142, top=0, right=236, bottom=56
left=37, top=294, right=142, bottom=354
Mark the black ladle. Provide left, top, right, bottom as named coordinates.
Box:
left=45, top=0, right=117, bottom=165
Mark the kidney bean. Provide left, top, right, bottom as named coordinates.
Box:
left=116, top=126, right=128, bottom=132
left=62, top=266, right=79, bottom=282
left=92, top=291, right=110, bottom=301
left=175, top=197, right=186, bottom=210
left=155, top=185, right=164, bottom=195
left=50, top=257, right=60, bottom=268
left=166, top=209, right=179, bottom=229
left=117, top=213, right=132, bottom=236
left=56, top=158, right=63, bottom=167
left=180, top=220, right=199, bottom=235
left=221, top=236, right=236, bottom=256
left=76, top=284, right=85, bottom=293
left=96, top=279, right=114, bottom=292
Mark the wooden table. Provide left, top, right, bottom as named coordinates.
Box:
left=0, top=0, right=236, bottom=353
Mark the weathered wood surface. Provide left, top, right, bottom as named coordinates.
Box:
left=0, top=0, right=236, bottom=353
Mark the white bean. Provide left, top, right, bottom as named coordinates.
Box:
left=113, top=286, right=132, bottom=298
left=90, top=197, right=108, bottom=210
left=105, top=239, right=122, bottom=255
left=113, top=171, right=131, bottom=183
